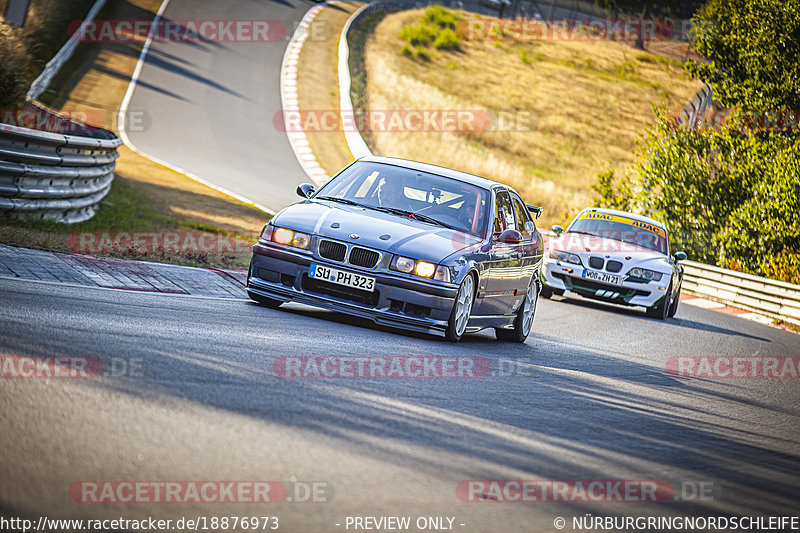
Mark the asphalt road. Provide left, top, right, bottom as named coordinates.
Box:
left=4, top=0, right=799, bottom=531
left=1, top=277, right=799, bottom=532
left=124, top=0, right=321, bottom=213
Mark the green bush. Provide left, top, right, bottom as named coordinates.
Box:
left=399, top=24, right=435, bottom=47
left=421, top=5, right=458, bottom=30
left=399, top=6, right=461, bottom=56
left=433, top=28, right=460, bottom=51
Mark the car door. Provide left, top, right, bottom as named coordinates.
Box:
left=478, top=190, right=522, bottom=316
left=510, top=193, right=541, bottom=299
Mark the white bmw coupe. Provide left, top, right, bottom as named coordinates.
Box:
left=541, top=207, right=686, bottom=319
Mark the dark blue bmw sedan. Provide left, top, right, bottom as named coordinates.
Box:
left=247, top=156, right=544, bottom=342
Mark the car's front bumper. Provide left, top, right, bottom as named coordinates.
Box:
left=247, top=242, right=459, bottom=334
left=542, top=260, right=667, bottom=308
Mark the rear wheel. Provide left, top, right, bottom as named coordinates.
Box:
left=496, top=280, right=538, bottom=343
left=646, top=282, right=672, bottom=320
left=445, top=274, right=475, bottom=342
left=247, top=290, right=283, bottom=309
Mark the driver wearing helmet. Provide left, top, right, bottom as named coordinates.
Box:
left=377, top=177, right=413, bottom=211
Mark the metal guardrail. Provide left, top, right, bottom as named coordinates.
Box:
left=678, top=84, right=713, bottom=129
left=681, top=261, right=800, bottom=326
left=26, top=0, right=109, bottom=101
left=0, top=104, right=122, bottom=223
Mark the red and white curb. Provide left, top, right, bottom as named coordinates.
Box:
left=680, top=293, right=795, bottom=331
left=281, top=2, right=342, bottom=187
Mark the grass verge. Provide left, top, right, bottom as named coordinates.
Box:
left=359, top=8, right=700, bottom=226
left=0, top=0, right=269, bottom=270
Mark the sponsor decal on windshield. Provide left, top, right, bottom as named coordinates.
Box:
left=576, top=212, right=666, bottom=238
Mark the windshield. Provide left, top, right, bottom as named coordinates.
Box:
left=567, top=213, right=668, bottom=254
left=314, top=161, right=490, bottom=236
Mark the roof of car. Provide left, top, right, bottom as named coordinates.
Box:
left=358, top=156, right=503, bottom=191
left=578, top=207, right=667, bottom=230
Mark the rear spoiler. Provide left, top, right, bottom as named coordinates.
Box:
left=526, top=205, right=543, bottom=219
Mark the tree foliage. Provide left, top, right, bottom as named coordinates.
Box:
left=594, top=110, right=800, bottom=282
left=686, top=0, right=800, bottom=110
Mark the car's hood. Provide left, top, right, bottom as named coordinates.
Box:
left=549, top=233, right=672, bottom=273
left=273, top=201, right=482, bottom=263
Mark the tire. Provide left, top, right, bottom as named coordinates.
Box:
left=247, top=290, right=283, bottom=309
left=496, top=280, right=538, bottom=343
left=668, top=284, right=681, bottom=317
left=445, top=274, right=476, bottom=342
left=540, top=283, right=553, bottom=299
left=645, top=282, right=672, bottom=320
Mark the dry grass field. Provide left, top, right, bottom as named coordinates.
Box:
left=362, top=8, right=700, bottom=225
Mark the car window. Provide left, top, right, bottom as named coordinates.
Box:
left=511, top=196, right=532, bottom=236
left=567, top=214, right=668, bottom=254
left=313, top=161, right=491, bottom=237
left=494, top=191, right=516, bottom=233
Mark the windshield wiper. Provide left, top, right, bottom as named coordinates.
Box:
left=316, top=196, right=364, bottom=207
left=373, top=207, right=459, bottom=231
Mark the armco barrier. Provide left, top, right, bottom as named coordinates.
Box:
left=0, top=105, right=122, bottom=224
left=26, top=0, right=109, bottom=101
left=681, top=260, right=800, bottom=326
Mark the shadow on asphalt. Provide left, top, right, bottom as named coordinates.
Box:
left=550, top=295, right=770, bottom=342
left=3, top=282, right=798, bottom=519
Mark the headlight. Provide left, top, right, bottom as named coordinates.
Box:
left=392, top=256, right=415, bottom=274
left=268, top=226, right=311, bottom=250
left=549, top=250, right=582, bottom=265
left=627, top=267, right=663, bottom=281
left=415, top=261, right=436, bottom=278
left=391, top=255, right=449, bottom=281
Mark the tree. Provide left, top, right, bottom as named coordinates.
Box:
left=686, top=0, right=800, bottom=110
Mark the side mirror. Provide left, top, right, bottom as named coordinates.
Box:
left=551, top=225, right=563, bottom=237
left=495, top=229, right=523, bottom=245
left=526, top=205, right=543, bottom=219
left=674, top=251, right=687, bottom=261
left=297, top=183, right=315, bottom=199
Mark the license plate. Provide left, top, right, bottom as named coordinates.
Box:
left=583, top=269, right=623, bottom=286
left=309, top=264, right=376, bottom=292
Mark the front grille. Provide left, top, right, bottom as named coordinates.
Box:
left=349, top=247, right=380, bottom=268
left=589, top=256, right=604, bottom=269
left=318, top=239, right=346, bottom=262
left=301, top=275, right=380, bottom=307
left=606, top=260, right=623, bottom=273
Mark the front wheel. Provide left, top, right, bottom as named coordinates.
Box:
left=645, top=282, right=672, bottom=320
left=668, top=284, right=681, bottom=317
left=496, top=280, right=538, bottom=343
left=445, top=274, right=475, bottom=342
